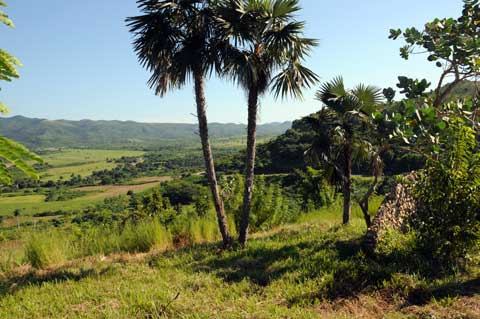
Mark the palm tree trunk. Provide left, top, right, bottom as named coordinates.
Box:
left=193, top=69, right=231, bottom=247
left=238, top=86, right=259, bottom=248
left=343, top=142, right=352, bottom=225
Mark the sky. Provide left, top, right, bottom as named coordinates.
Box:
left=0, top=0, right=462, bottom=124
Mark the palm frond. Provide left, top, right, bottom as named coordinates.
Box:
left=271, top=60, right=318, bottom=99
left=352, top=83, right=383, bottom=114
left=271, top=0, right=300, bottom=20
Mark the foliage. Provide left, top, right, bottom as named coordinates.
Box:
left=389, top=0, right=480, bottom=106
left=291, top=167, right=335, bottom=211
left=412, top=119, right=480, bottom=270
left=0, top=135, right=43, bottom=185
left=221, top=174, right=302, bottom=231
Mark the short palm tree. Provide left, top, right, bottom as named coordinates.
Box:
left=216, top=0, right=319, bottom=247
left=309, top=77, right=383, bottom=225
left=126, top=0, right=232, bottom=246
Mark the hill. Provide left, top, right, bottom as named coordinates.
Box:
left=0, top=116, right=291, bottom=149
left=1, top=209, right=478, bottom=318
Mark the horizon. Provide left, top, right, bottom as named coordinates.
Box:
left=2, top=114, right=292, bottom=126
left=1, top=0, right=462, bottom=123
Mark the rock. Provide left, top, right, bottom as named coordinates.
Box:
left=363, top=172, right=417, bottom=252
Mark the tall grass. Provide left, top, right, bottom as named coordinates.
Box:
left=21, top=215, right=234, bottom=269
left=188, top=218, right=220, bottom=244
left=118, top=220, right=172, bottom=253
left=24, top=232, right=72, bottom=269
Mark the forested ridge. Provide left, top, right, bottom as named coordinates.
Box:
left=0, top=116, right=291, bottom=149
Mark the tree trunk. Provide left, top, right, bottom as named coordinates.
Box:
left=238, top=86, right=259, bottom=248
left=343, top=142, right=352, bottom=225
left=193, top=69, right=231, bottom=247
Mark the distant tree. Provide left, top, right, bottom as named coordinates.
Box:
left=216, top=0, right=318, bottom=247
left=0, top=2, right=42, bottom=184
left=126, top=0, right=232, bottom=246
left=309, top=77, right=383, bottom=225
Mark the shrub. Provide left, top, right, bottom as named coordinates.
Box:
left=412, top=120, right=480, bottom=270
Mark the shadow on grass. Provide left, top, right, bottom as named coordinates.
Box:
left=406, top=277, right=480, bottom=306
left=0, top=265, right=115, bottom=298
left=158, top=226, right=480, bottom=306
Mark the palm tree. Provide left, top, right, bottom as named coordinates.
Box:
left=126, top=0, right=232, bottom=246
left=216, top=0, right=318, bottom=247
left=309, top=77, right=383, bottom=225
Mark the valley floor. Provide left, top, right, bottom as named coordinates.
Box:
left=0, top=215, right=479, bottom=318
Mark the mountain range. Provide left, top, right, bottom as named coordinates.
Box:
left=0, top=116, right=291, bottom=149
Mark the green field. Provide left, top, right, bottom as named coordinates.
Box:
left=39, top=149, right=145, bottom=181
left=0, top=179, right=170, bottom=217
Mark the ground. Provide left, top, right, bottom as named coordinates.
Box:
left=0, top=211, right=478, bottom=318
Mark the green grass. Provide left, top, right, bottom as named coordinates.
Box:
left=0, top=182, right=166, bottom=217
left=0, top=193, right=100, bottom=216
left=39, top=149, right=145, bottom=181
left=0, top=208, right=478, bottom=318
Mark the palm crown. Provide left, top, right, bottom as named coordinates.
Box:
left=126, top=0, right=226, bottom=96
left=216, top=0, right=319, bottom=98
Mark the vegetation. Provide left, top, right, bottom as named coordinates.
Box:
left=412, top=119, right=480, bottom=271
left=310, top=77, right=383, bottom=225
left=0, top=0, right=479, bottom=317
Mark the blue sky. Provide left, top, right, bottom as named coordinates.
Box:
left=1, top=0, right=461, bottom=124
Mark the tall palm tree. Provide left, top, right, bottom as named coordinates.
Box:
left=126, top=0, right=232, bottom=246
left=216, top=0, right=318, bottom=247
left=310, top=77, right=383, bottom=225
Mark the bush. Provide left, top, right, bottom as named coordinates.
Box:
left=412, top=120, right=480, bottom=270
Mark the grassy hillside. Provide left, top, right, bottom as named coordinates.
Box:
left=0, top=207, right=478, bottom=318
left=0, top=116, right=291, bottom=149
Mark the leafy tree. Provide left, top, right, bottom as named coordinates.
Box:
left=309, top=77, right=383, bottom=225
left=389, top=0, right=480, bottom=107
left=216, top=0, right=318, bottom=247
left=127, top=0, right=232, bottom=246
left=0, top=2, right=42, bottom=184
left=412, top=118, right=480, bottom=270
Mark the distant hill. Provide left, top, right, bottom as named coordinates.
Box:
left=0, top=116, right=291, bottom=149
left=441, top=80, right=479, bottom=100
